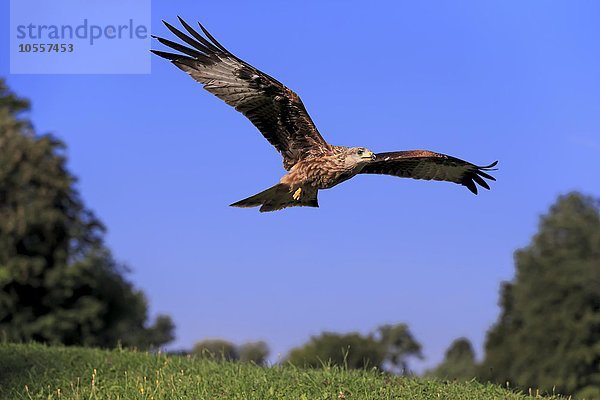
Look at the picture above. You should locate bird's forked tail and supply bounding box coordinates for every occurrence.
[230,183,318,212]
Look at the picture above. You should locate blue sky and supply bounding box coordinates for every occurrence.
[2,1,599,370]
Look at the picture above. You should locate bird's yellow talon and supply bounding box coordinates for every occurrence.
[293,188,302,201]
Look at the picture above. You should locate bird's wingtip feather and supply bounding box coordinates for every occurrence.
[177,16,190,27]
[480,160,499,170]
[464,179,478,194]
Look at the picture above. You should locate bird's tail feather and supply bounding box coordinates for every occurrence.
[230,183,318,212]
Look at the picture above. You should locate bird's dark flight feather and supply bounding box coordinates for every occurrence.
[360,150,497,194]
[152,18,330,170]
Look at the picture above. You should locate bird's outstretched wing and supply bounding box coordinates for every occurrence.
[151,18,331,170]
[360,150,497,194]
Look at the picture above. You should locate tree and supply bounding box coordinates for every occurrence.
[189,339,269,364]
[376,323,423,375]
[0,79,174,349]
[481,193,600,398]
[427,338,477,381]
[144,315,176,349]
[286,332,384,369]
[192,339,239,361]
[239,341,270,365]
[285,323,423,372]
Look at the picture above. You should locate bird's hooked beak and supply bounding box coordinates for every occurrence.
[361,151,376,160]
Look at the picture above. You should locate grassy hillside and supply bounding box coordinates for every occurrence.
[0,344,563,400]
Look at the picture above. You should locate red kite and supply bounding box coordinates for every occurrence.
[152,18,497,212]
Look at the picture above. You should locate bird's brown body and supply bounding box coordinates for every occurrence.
[281,146,368,190]
[152,18,498,212]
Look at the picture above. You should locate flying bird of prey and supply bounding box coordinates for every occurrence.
[152,18,497,212]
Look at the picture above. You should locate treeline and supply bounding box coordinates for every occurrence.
[431,192,600,400]
[186,322,423,374]
[173,189,600,400]
[0,80,174,349]
[1,80,598,399]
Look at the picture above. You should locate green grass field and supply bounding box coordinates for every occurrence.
[0,343,563,399]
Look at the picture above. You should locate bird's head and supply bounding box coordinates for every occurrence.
[346,147,376,164]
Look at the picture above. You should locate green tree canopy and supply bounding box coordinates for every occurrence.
[0,79,174,349]
[482,192,600,399]
[427,337,478,381]
[376,323,423,375]
[285,323,422,372]
[192,339,239,361]
[286,332,384,369]
[239,341,270,365]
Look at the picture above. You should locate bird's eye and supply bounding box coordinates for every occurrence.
[357,150,363,156]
